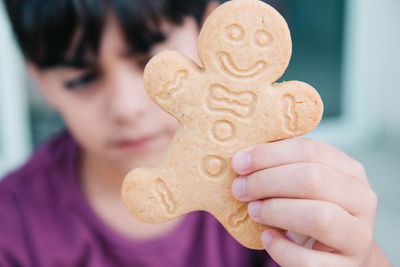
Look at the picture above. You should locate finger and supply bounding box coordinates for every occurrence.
[231,138,367,181]
[286,231,315,248]
[287,231,336,252]
[232,162,376,218]
[248,198,372,255]
[261,229,350,267]
[313,240,337,252]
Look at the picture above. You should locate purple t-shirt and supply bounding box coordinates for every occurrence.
[0,131,278,267]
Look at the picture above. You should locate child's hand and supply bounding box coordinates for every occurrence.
[231,138,387,267]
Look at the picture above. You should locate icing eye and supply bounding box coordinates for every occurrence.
[254,30,273,47]
[226,24,245,41]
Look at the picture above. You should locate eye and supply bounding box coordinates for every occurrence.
[254,30,273,48]
[64,71,98,90]
[226,24,245,41]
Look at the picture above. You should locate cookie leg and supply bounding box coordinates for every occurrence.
[122,167,178,223]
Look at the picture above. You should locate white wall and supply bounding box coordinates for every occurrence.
[307,0,400,150]
[0,1,31,177]
[342,1,400,264]
[367,0,400,141]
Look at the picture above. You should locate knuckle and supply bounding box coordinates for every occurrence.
[311,207,335,235]
[365,228,374,247]
[301,164,324,195]
[362,225,374,245]
[366,189,378,211]
[357,224,374,251]
[353,160,367,178]
[298,138,320,161]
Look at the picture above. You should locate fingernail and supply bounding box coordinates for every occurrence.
[232,177,247,199]
[232,150,252,172]
[248,201,261,222]
[261,230,273,247]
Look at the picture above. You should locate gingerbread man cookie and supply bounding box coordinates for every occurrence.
[122,0,323,249]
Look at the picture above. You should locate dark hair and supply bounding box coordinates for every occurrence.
[4,0,211,69]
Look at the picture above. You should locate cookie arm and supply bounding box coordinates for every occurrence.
[272,81,324,138]
[144,50,202,122]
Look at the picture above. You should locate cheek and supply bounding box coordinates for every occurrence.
[59,99,106,151]
[33,72,108,152]
[152,104,179,133]
[165,115,179,134]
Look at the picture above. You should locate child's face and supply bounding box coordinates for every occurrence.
[28,14,200,174]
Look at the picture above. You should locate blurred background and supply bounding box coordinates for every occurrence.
[1,0,399,264]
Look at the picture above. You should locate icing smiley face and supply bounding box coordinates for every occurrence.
[217,25,271,78]
[198,0,292,82]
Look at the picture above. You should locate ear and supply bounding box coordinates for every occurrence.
[201,1,220,25]
[26,63,58,111]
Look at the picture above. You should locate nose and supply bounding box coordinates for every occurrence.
[106,66,149,125]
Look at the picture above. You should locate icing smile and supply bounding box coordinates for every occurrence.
[218,52,267,78]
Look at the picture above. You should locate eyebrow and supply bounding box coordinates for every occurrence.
[39,57,98,71]
[57,58,97,69]
[42,48,139,71]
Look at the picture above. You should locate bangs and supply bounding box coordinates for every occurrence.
[5,0,209,69]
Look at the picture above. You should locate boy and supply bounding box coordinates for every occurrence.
[1,0,391,266]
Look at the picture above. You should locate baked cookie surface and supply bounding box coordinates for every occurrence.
[122,0,323,249]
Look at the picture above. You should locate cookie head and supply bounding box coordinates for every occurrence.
[198,0,292,83]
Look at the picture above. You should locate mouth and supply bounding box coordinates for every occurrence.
[218,52,267,78]
[112,134,162,151]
